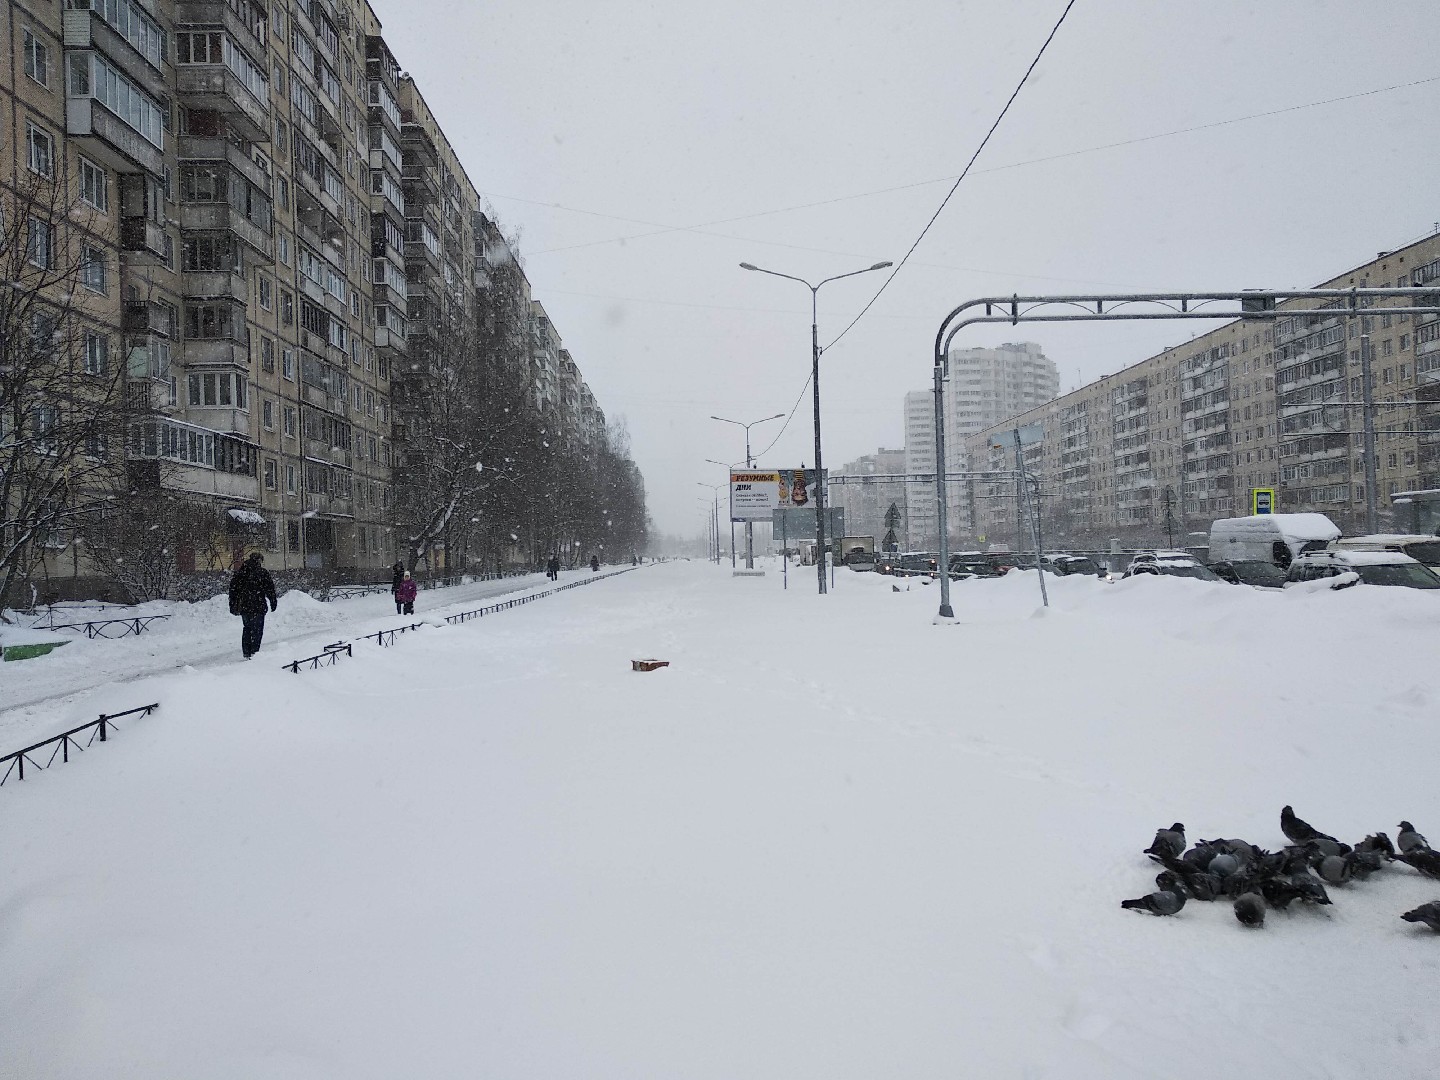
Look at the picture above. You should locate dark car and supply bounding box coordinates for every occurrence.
[1122,559,1223,582]
[893,553,938,578]
[948,555,1004,580]
[1209,560,1288,589]
[1044,555,1103,577]
[845,551,877,571]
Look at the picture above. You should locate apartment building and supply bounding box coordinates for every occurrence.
[954,233,1440,549]
[9,0,610,591]
[902,390,937,548]
[827,448,905,546]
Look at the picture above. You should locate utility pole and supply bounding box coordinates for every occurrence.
[1360,332,1379,534]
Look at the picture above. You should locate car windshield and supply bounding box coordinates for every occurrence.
[1399,540,1440,567]
[1229,561,1287,587]
[1062,558,1098,574]
[1353,563,1440,589]
[1155,563,1221,581]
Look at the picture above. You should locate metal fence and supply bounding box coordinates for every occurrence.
[47,614,173,639]
[0,703,160,787]
[283,642,353,673]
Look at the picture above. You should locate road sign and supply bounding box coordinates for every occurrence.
[1252,487,1276,515]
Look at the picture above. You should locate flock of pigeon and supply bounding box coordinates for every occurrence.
[1121,806,1440,931]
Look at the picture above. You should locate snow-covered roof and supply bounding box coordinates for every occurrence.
[1211,513,1340,540]
[1304,549,1420,566]
[226,508,267,526]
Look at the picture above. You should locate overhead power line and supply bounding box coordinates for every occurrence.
[822,0,1078,352]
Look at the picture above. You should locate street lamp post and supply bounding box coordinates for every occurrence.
[697,481,725,564]
[710,414,784,569]
[739,260,892,594]
[704,460,740,568]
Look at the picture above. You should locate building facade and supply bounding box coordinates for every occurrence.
[8,0,611,594]
[955,234,1440,550]
[827,447,905,547]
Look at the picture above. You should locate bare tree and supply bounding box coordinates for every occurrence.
[0,172,135,614]
[76,493,232,603]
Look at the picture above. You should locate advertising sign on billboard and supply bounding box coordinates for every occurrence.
[730,468,824,522]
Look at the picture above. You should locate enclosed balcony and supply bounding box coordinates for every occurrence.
[179,162,274,262]
[174,30,270,142]
[65,52,165,175]
[62,2,166,100]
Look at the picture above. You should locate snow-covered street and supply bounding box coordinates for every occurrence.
[2,561,1437,1079]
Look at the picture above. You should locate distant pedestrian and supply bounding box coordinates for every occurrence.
[590,554,600,572]
[228,552,277,659]
[546,554,560,581]
[396,571,418,615]
[390,560,405,601]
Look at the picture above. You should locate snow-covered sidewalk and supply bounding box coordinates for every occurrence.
[0,567,616,742]
[1,560,1437,1078]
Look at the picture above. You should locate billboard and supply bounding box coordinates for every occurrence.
[730,468,824,522]
[771,507,844,542]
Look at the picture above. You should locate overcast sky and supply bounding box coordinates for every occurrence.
[371,0,1440,539]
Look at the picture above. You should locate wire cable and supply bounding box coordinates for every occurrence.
[751,371,815,464]
[823,0,1079,352]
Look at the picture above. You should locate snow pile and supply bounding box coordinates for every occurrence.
[1,560,1437,1078]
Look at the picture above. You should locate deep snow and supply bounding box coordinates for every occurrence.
[1,561,1437,1079]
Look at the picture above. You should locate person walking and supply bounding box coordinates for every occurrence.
[390,560,405,608]
[396,570,418,616]
[228,552,278,659]
[590,554,600,572]
[546,554,560,581]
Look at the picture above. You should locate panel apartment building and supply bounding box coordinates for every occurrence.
[902,343,1058,547]
[7,0,605,583]
[957,233,1440,550]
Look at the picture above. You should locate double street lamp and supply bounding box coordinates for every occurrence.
[739,260,892,594]
[697,481,725,564]
[710,413,784,569]
[703,459,740,567]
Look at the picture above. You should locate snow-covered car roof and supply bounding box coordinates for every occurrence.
[1295,549,1422,566]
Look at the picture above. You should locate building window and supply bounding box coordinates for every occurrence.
[79,158,108,211]
[26,123,53,176]
[26,217,52,268]
[282,405,296,437]
[280,290,294,325]
[23,28,49,86]
[257,272,273,310]
[282,347,295,380]
[188,371,248,409]
[182,233,239,272]
[261,337,275,373]
[84,333,108,375]
[262,399,275,429]
[285,467,298,497]
[80,247,108,293]
[264,458,277,489]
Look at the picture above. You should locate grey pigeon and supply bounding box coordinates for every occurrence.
[1345,848,1386,880]
[1260,877,1303,910]
[1233,892,1266,928]
[1122,888,1186,916]
[1397,822,1428,855]
[1315,854,1351,886]
[1304,837,1349,860]
[1207,852,1241,879]
[1144,824,1186,861]
[1288,871,1333,906]
[1392,848,1440,881]
[1400,902,1440,932]
[1281,805,1337,846]
[1155,857,1222,901]
[1356,833,1395,857]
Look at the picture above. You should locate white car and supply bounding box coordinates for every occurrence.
[1284,549,1440,590]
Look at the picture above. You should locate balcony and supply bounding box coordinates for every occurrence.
[175,1,269,57]
[181,270,249,303]
[375,324,407,356]
[120,218,168,261]
[184,338,250,368]
[177,136,272,194]
[175,66,269,142]
[401,122,439,169]
[180,203,274,262]
[62,8,166,100]
[66,97,163,176]
[305,437,352,469]
[304,492,354,519]
[182,406,249,436]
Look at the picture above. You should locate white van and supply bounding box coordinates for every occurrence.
[1208,513,1340,569]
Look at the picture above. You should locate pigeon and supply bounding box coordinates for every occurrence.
[1207,852,1241,879]
[1315,854,1351,887]
[1392,848,1440,881]
[1345,847,1386,880]
[1281,806,1338,846]
[1155,857,1222,901]
[1260,877,1304,910]
[1144,824,1186,861]
[1355,833,1395,858]
[1122,888,1186,916]
[1304,837,1350,860]
[1400,902,1440,932]
[1288,871,1333,906]
[1234,892,1266,928]
[1397,822,1429,855]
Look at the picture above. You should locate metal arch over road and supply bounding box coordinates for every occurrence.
[929,287,1440,619]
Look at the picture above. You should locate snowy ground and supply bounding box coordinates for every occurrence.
[1,560,1437,1079]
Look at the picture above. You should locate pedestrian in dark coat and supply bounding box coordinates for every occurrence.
[396,571,418,615]
[228,552,278,659]
[390,561,405,599]
[546,555,560,581]
[590,555,600,572]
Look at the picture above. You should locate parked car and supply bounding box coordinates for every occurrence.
[844,551,877,571]
[947,554,1004,580]
[1284,550,1440,590]
[1043,554,1103,577]
[893,552,938,578]
[1208,560,1288,589]
[1123,556,1222,582]
[1329,534,1440,573]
